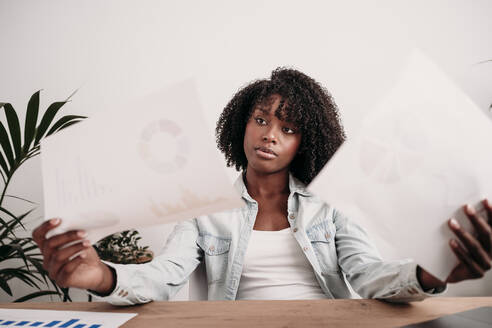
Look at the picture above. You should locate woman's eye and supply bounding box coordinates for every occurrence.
[283,127,296,134]
[255,117,266,125]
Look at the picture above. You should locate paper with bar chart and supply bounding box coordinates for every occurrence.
[0,309,136,328]
[41,80,243,243]
[309,50,492,281]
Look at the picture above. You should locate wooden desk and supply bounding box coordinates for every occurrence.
[1,297,491,327]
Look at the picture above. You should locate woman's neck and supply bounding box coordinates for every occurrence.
[244,167,290,199]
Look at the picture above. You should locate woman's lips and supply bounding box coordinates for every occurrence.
[254,146,277,159]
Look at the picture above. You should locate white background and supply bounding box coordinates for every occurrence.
[1,0,491,301]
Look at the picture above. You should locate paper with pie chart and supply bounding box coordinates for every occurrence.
[309,50,492,281]
[41,80,243,244]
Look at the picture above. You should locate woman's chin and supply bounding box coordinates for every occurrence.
[247,162,288,176]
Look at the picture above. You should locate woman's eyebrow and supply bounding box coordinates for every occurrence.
[254,107,271,115]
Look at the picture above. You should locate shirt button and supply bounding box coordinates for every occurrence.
[293,228,298,233]
[289,214,295,220]
[325,233,330,239]
[303,246,308,252]
[209,245,215,252]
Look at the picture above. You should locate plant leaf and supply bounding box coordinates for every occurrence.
[0,207,34,237]
[57,120,84,134]
[3,194,37,205]
[0,152,8,182]
[0,278,12,296]
[0,121,15,171]
[23,91,40,153]
[14,290,60,302]
[46,115,86,136]
[3,103,23,160]
[33,101,67,145]
[0,268,41,289]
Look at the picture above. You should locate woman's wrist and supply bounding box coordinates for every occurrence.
[90,263,117,296]
[416,265,446,291]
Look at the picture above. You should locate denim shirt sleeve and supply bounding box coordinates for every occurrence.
[88,218,203,305]
[333,209,447,303]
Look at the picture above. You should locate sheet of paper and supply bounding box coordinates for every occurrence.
[309,50,492,281]
[0,309,136,328]
[41,80,243,243]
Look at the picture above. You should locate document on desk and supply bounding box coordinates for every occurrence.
[41,80,243,244]
[309,49,492,281]
[0,309,136,328]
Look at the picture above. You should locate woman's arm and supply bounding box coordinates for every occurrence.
[87,218,204,305]
[32,217,203,305]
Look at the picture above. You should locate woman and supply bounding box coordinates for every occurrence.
[32,68,492,304]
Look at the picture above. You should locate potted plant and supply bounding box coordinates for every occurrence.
[0,91,86,302]
[94,229,154,264]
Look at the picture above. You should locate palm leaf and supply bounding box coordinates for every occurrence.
[3,103,22,160]
[53,119,84,134]
[0,121,15,171]
[23,91,40,153]
[46,115,86,136]
[0,278,12,296]
[3,194,37,204]
[25,256,47,283]
[0,244,13,259]
[0,207,32,231]
[33,101,67,145]
[0,208,34,241]
[0,215,9,233]
[14,290,60,302]
[0,153,8,183]
[0,268,41,289]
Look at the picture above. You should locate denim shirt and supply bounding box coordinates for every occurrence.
[93,173,443,305]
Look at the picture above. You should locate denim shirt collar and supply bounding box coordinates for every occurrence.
[233,171,312,204]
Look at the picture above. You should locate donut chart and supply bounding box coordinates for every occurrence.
[138,119,189,174]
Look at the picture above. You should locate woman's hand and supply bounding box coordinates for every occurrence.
[417,199,492,291]
[32,218,115,294]
[446,199,492,283]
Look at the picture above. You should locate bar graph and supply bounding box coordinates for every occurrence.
[0,318,102,327]
[0,310,136,328]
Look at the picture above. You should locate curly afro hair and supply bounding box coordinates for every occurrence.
[216,67,346,185]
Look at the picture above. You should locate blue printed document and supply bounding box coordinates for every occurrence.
[0,309,136,328]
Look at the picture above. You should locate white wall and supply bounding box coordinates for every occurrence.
[1,0,491,301]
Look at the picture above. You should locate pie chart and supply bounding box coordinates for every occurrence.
[138,119,189,174]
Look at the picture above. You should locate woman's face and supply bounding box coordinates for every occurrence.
[243,94,302,175]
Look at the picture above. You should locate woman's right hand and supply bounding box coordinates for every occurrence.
[32,218,115,295]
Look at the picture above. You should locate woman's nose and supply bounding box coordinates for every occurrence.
[262,127,278,144]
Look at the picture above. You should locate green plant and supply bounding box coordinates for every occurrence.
[0,91,86,302]
[95,229,154,264]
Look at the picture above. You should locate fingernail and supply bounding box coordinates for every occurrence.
[77,231,88,238]
[450,239,458,247]
[465,204,475,214]
[50,218,60,225]
[82,240,91,247]
[450,218,460,229]
[79,252,86,259]
[484,199,491,207]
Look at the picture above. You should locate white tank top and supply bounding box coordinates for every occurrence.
[236,227,328,300]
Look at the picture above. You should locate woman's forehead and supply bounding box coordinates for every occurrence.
[252,105,297,126]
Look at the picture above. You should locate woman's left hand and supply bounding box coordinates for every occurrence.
[446,199,492,283]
